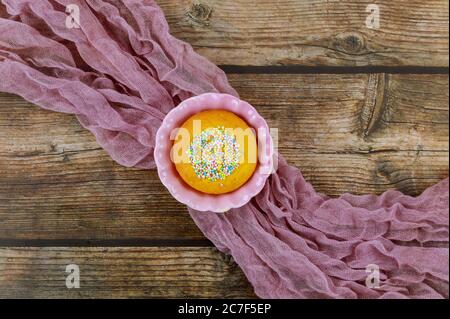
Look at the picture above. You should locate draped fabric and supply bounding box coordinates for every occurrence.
[0,0,448,298]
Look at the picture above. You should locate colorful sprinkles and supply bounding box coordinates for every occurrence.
[187,126,240,182]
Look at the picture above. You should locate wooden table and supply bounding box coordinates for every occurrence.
[0,0,448,298]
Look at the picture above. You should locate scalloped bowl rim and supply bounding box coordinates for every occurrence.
[154,93,273,213]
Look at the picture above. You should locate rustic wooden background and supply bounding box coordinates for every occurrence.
[0,0,448,298]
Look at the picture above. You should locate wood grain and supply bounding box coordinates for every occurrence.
[0,74,448,241]
[0,247,255,298]
[158,0,449,67]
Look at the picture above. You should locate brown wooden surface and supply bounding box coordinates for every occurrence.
[0,0,448,299]
[0,74,448,242]
[0,247,255,298]
[160,0,449,67]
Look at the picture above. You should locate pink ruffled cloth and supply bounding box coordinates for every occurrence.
[0,0,448,298]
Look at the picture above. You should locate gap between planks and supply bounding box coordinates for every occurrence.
[220,65,450,74]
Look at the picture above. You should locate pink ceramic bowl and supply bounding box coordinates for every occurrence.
[154,93,273,213]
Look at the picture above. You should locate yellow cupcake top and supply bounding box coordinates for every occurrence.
[172,110,258,194]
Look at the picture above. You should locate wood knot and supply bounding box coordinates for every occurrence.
[215,250,238,270]
[186,3,212,26]
[333,32,366,55]
[49,143,57,153]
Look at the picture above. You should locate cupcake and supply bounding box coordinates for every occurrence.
[172,110,258,194]
[155,93,273,212]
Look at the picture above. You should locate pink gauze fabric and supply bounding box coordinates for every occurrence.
[0,0,448,299]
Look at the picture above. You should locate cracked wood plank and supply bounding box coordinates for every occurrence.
[0,74,448,241]
[158,0,449,67]
[360,73,389,137]
[0,247,255,298]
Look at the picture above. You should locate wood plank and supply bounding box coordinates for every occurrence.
[237,73,449,195]
[0,247,255,298]
[0,74,448,241]
[158,0,449,67]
